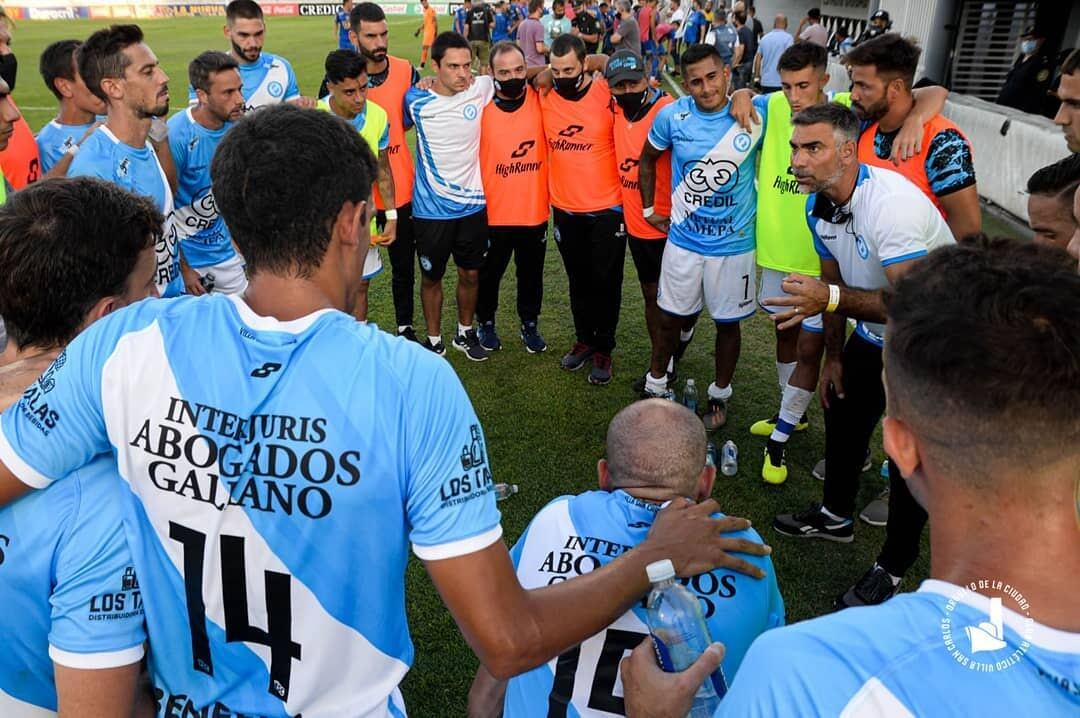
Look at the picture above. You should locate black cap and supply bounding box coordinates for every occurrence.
[604,50,646,84]
[1021,25,1040,39]
[870,9,889,22]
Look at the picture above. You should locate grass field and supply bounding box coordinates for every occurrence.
[10,16,1022,714]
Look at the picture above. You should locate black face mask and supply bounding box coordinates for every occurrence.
[613,88,648,116]
[553,73,583,98]
[494,76,527,98]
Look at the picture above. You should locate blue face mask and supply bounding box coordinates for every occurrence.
[1021,40,1037,55]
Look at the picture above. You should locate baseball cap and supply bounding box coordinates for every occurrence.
[605,50,646,85]
[870,9,889,22]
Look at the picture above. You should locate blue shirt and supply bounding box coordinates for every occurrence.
[454,6,469,34]
[35,119,97,174]
[493,11,511,42]
[335,10,351,49]
[167,108,237,269]
[682,10,705,44]
[188,52,301,113]
[68,125,182,297]
[717,580,1080,716]
[870,126,977,199]
[0,454,146,714]
[709,23,738,64]
[757,29,793,87]
[504,490,784,717]
[0,294,503,717]
[647,94,769,256]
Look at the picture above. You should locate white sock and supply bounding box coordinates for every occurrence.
[707,382,732,401]
[428,335,442,346]
[821,505,848,522]
[874,563,902,586]
[770,385,814,442]
[645,372,668,394]
[357,319,367,325]
[776,361,796,393]
[458,323,471,336]
[398,325,411,333]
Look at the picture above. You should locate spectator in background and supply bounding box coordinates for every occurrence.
[334,0,354,49]
[466,0,495,75]
[667,0,684,60]
[731,9,755,89]
[831,24,852,56]
[571,0,601,53]
[681,0,706,47]
[611,0,641,55]
[1027,154,1080,251]
[638,0,658,77]
[1055,48,1080,152]
[542,0,573,51]
[509,0,527,39]
[454,0,471,36]
[796,7,827,48]
[747,2,763,41]
[708,7,738,66]
[996,26,1054,115]
[755,13,792,92]
[599,2,617,52]
[518,0,547,65]
[854,8,890,46]
[492,0,511,43]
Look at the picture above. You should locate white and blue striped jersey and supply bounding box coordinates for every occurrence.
[68,125,181,298]
[35,119,97,175]
[716,579,1080,717]
[405,76,493,220]
[0,454,145,716]
[188,52,300,113]
[0,294,504,717]
[647,94,769,257]
[167,108,237,270]
[504,490,784,717]
[808,164,954,347]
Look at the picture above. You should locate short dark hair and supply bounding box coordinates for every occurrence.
[211,105,378,278]
[528,0,544,12]
[350,1,386,30]
[777,40,827,74]
[432,31,471,65]
[552,0,565,6]
[489,40,525,68]
[226,0,263,22]
[807,7,820,19]
[188,50,239,94]
[1064,48,1080,76]
[844,32,920,87]
[792,102,859,143]
[39,39,81,101]
[1027,154,1080,207]
[550,33,586,62]
[324,48,368,84]
[0,177,161,350]
[78,24,143,103]
[884,237,1080,476]
[680,42,723,72]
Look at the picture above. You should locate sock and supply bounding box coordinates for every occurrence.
[874,563,903,586]
[428,335,441,346]
[458,323,471,336]
[770,385,814,443]
[680,328,695,342]
[357,319,367,325]
[776,361,796,393]
[821,505,849,523]
[398,325,411,333]
[666,356,675,373]
[707,382,732,401]
[645,372,668,394]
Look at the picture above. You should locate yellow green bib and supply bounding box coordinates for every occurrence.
[317,97,389,236]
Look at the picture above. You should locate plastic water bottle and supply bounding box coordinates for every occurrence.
[720,440,738,477]
[705,441,717,468]
[494,483,518,501]
[644,559,727,717]
[682,378,699,413]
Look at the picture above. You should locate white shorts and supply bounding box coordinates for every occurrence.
[657,243,757,322]
[362,246,383,281]
[758,267,823,332]
[194,253,248,295]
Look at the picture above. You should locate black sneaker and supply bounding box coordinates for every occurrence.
[520,321,547,353]
[560,342,594,371]
[452,329,490,362]
[397,326,421,344]
[773,503,854,543]
[422,337,446,356]
[835,564,900,610]
[478,321,502,351]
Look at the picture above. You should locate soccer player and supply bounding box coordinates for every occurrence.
[477,41,549,354]
[1027,154,1080,251]
[469,399,784,716]
[414,0,439,68]
[624,237,1080,718]
[407,32,491,360]
[318,48,397,322]
[334,0,354,49]
[35,40,106,176]
[1054,49,1080,152]
[351,2,422,343]
[70,24,186,299]
[0,104,767,717]
[541,34,624,385]
[0,177,159,717]
[767,104,953,610]
[638,43,769,426]
[169,51,247,296]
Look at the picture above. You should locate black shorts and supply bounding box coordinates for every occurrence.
[628,234,666,285]
[414,209,488,280]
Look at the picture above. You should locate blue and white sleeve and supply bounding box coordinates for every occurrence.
[284,61,302,102]
[647,105,673,151]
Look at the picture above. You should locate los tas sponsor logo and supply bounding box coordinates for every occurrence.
[88,566,143,620]
[19,350,66,434]
[438,424,494,508]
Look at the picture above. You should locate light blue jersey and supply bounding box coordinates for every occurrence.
[35,119,97,174]
[647,94,769,257]
[188,52,301,113]
[167,108,237,270]
[0,454,145,715]
[717,579,1080,717]
[68,125,182,298]
[504,490,784,717]
[0,294,503,717]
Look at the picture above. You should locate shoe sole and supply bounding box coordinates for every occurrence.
[521,336,547,354]
[772,525,854,543]
[587,375,612,386]
[451,342,489,362]
[561,357,592,371]
[858,511,888,528]
[812,459,874,481]
[480,342,502,352]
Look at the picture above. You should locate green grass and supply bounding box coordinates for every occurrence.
[10,17,1021,714]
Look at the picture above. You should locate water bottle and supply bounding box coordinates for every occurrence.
[682,378,699,413]
[705,441,717,468]
[720,440,738,477]
[644,559,727,717]
[494,483,518,501]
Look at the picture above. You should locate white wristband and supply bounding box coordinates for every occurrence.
[65,143,80,157]
[384,209,398,221]
[826,283,841,313]
[642,206,655,218]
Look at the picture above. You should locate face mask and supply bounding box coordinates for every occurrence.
[1021,40,1037,55]
[613,87,648,115]
[494,76,527,98]
[553,73,584,97]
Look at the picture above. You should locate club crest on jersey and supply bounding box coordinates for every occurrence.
[267,80,284,98]
[117,157,130,177]
[732,132,752,152]
[463,103,479,121]
[855,235,869,260]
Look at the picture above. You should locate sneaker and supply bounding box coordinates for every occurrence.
[477,321,502,351]
[588,353,613,385]
[773,503,854,543]
[761,440,788,485]
[397,326,421,344]
[560,342,594,371]
[520,321,547,353]
[451,329,489,362]
[858,487,890,527]
[422,338,446,356]
[835,564,900,609]
[631,369,677,393]
[749,412,810,437]
[638,373,674,400]
[812,451,873,481]
[702,396,727,431]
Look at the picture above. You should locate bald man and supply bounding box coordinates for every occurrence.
[468,400,784,717]
[756,13,792,93]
